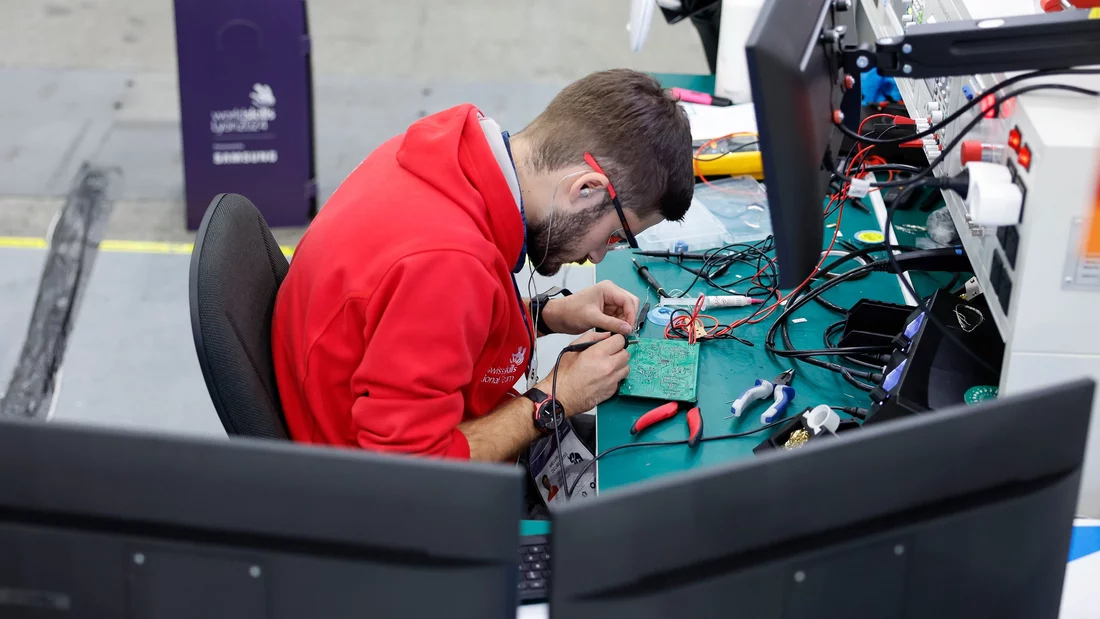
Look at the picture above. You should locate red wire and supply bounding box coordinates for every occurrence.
[858,113,903,135]
[665,189,850,342]
[671,113,889,342]
[712,196,848,336]
[666,294,713,344]
[665,202,847,342]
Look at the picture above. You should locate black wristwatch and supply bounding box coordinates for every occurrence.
[523,387,565,435]
[530,287,572,335]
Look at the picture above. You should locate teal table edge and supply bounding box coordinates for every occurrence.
[520,519,551,537]
[651,72,716,94]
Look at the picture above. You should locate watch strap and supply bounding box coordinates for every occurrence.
[521,387,548,405]
[532,287,572,335]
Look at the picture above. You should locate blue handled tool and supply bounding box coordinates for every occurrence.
[725,369,796,424]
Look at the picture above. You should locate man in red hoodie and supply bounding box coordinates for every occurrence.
[272,69,693,462]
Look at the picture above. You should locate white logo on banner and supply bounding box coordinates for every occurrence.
[210,84,279,165]
[250,83,276,108]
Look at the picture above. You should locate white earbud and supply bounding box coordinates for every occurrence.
[580,188,592,198]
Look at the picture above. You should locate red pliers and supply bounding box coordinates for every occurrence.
[629,402,704,448]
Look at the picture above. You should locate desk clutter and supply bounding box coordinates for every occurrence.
[590,208,1005,494]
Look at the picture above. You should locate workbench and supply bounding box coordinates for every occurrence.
[515,72,1100,619]
[594,197,940,493]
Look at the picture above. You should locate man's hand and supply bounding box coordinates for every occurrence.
[538,331,630,414]
[540,281,641,336]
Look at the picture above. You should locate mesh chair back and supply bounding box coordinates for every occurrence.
[189,193,291,439]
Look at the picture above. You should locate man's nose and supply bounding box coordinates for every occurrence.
[587,247,609,264]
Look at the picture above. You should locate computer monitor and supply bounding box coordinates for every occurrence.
[745,0,844,287]
[0,419,524,618]
[550,378,1093,618]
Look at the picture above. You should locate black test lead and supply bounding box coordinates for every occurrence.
[632,258,667,297]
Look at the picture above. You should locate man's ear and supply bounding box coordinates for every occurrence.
[567,171,609,207]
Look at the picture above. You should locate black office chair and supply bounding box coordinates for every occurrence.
[189,193,291,439]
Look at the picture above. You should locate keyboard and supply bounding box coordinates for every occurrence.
[517,534,551,603]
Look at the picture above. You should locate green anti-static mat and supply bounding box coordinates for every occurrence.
[617,338,700,403]
[596,185,956,494]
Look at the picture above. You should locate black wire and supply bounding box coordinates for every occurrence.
[841,372,876,391]
[693,139,760,162]
[773,344,894,358]
[766,262,885,380]
[824,319,845,348]
[835,68,1100,146]
[882,182,998,375]
[811,290,848,314]
[550,349,571,499]
[827,125,911,219]
[657,242,780,343]
[777,306,881,383]
[860,163,923,175]
[842,123,908,164]
[811,244,922,311]
[834,82,1100,188]
[668,238,777,298]
[944,272,963,293]
[825,315,887,371]
[565,415,793,497]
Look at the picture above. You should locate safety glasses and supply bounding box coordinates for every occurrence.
[584,152,638,249]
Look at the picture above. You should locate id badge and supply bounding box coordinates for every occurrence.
[528,418,596,508]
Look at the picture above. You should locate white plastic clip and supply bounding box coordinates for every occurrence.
[804,405,841,436]
[848,178,872,199]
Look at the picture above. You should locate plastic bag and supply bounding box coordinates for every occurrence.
[691,176,773,244]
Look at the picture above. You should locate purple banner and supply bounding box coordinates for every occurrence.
[175,0,316,229]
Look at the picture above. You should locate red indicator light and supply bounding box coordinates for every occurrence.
[981,94,997,118]
[1018,145,1032,170]
[1008,127,1022,151]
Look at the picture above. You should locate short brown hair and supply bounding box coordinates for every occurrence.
[520,69,693,222]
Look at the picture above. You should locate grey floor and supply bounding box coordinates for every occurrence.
[1,0,706,435]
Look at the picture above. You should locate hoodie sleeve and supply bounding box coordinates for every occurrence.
[345,250,500,459]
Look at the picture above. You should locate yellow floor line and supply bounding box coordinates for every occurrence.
[0,237,599,267]
[0,237,48,249]
[0,236,600,266]
[0,236,295,257]
[98,240,196,255]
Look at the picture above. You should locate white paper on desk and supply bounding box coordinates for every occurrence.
[680,102,757,141]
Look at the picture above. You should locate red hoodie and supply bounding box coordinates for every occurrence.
[271,104,533,459]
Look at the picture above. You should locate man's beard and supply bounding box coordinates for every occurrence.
[526,207,602,276]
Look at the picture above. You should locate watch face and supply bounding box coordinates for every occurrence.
[535,400,565,433]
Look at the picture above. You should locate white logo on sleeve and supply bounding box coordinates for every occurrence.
[482,346,528,385]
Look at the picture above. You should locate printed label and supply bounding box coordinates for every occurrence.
[529,419,596,507]
[209,84,279,164]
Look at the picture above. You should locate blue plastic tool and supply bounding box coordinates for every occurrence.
[726,368,796,424]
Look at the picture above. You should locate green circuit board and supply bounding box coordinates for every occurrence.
[618,339,700,403]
